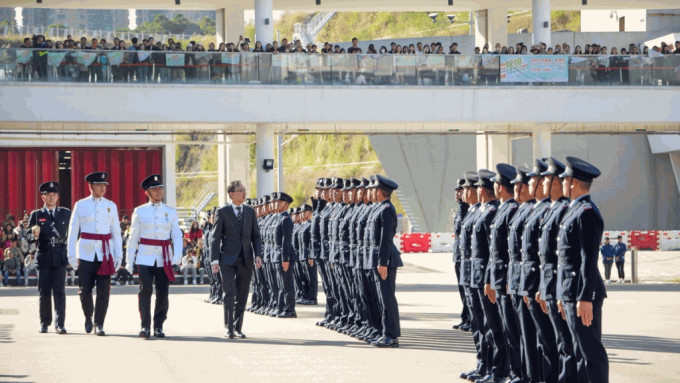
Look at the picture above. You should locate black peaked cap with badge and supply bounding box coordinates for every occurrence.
[376,175,398,192]
[331,177,344,189]
[540,157,566,177]
[511,166,532,184]
[302,204,313,212]
[463,171,479,187]
[527,159,548,177]
[342,178,353,190]
[454,178,465,191]
[358,177,369,189]
[316,178,325,188]
[491,163,517,187]
[474,169,496,190]
[350,178,361,188]
[276,192,294,204]
[141,174,163,190]
[85,171,109,185]
[322,178,333,188]
[39,181,60,194]
[559,156,601,182]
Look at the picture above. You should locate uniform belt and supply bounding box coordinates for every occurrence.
[80,232,115,276]
[140,237,175,282]
[49,238,67,245]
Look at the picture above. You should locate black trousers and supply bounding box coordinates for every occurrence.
[454,261,470,323]
[293,260,304,299]
[220,262,252,332]
[564,300,609,383]
[266,262,280,310]
[547,299,582,383]
[304,261,318,301]
[515,295,539,383]
[603,263,613,280]
[615,262,625,280]
[37,265,66,328]
[527,296,559,383]
[317,259,334,321]
[78,259,111,326]
[138,265,169,329]
[351,267,368,327]
[476,287,509,378]
[466,286,490,375]
[497,292,522,380]
[333,264,351,325]
[276,262,296,314]
[363,269,382,333]
[376,268,400,339]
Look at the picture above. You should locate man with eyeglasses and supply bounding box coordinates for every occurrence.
[211,180,263,339]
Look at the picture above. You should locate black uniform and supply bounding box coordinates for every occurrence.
[452,201,470,328]
[29,206,71,331]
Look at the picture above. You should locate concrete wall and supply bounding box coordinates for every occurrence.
[373,133,680,232]
[368,134,476,233]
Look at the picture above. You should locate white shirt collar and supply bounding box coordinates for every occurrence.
[569,194,590,208]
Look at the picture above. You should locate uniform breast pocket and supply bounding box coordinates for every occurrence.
[558,266,577,301]
[471,258,485,286]
[491,258,507,288]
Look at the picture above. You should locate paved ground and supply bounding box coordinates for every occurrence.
[1,252,679,383]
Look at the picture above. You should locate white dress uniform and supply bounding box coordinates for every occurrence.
[126,201,183,271]
[67,196,123,268]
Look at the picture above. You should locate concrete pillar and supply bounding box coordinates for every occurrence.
[487,8,508,49]
[256,124,275,198]
[532,0,551,48]
[216,7,245,45]
[532,126,551,159]
[163,144,177,207]
[477,133,511,169]
[474,8,508,50]
[217,132,251,205]
[254,0,274,45]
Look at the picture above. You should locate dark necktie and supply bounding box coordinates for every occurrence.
[49,210,54,220]
[236,206,243,222]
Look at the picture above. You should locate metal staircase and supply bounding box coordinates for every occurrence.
[293,11,336,46]
[176,187,216,228]
[394,189,424,233]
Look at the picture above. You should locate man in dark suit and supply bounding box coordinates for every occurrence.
[28,181,71,334]
[210,180,263,339]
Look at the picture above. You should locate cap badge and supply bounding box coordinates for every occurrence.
[101,174,105,179]
[50,182,54,187]
[154,176,158,181]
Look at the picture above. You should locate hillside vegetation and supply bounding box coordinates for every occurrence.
[176,134,403,214]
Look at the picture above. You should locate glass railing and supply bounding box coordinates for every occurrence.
[1,48,678,87]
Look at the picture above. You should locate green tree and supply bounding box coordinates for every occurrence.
[199,16,216,35]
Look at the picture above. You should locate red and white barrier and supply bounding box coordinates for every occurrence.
[400,233,432,253]
[430,232,455,253]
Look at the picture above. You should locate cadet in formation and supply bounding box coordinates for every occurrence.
[29,181,71,334]
[125,174,183,338]
[457,157,609,383]
[67,172,123,336]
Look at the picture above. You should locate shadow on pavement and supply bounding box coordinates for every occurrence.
[399,328,476,353]
[604,283,680,292]
[603,333,680,354]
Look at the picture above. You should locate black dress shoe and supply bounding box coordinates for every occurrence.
[372,336,399,348]
[460,324,472,332]
[139,328,150,338]
[154,328,165,338]
[465,373,483,382]
[39,325,48,333]
[56,326,67,334]
[315,320,327,327]
[85,318,93,334]
[453,321,465,330]
[95,325,106,336]
[277,312,297,318]
[225,330,235,339]
[473,375,493,383]
[234,331,246,339]
[460,369,477,379]
[487,376,508,383]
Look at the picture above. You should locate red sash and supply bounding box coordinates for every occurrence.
[80,232,115,276]
[139,238,175,282]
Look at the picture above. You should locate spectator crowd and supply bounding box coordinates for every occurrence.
[8,33,680,83]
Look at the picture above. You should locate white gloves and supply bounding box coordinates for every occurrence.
[126,263,134,275]
[69,258,78,271]
[114,258,122,270]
